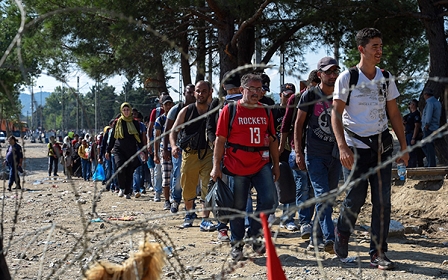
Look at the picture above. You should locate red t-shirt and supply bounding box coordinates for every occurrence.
[216,100,275,176]
[149,107,164,123]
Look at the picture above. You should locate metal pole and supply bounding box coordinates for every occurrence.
[95,81,98,134]
[31,85,34,131]
[77,76,79,133]
[39,86,43,130]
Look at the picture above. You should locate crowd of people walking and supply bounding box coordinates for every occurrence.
[14,27,443,271]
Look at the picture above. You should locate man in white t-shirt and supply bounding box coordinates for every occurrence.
[331,28,408,270]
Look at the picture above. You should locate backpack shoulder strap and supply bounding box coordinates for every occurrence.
[381,69,390,92]
[347,66,359,106]
[227,101,237,135]
[184,103,195,123]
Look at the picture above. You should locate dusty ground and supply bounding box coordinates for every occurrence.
[1,141,448,279]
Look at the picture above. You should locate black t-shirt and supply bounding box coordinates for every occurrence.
[404,110,421,135]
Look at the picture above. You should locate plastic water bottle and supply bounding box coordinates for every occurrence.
[397,162,406,181]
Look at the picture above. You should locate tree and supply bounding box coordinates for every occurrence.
[417,0,448,164]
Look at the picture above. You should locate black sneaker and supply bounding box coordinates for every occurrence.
[370,252,395,270]
[252,240,266,255]
[231,245,243,261]
[334,227,349,258]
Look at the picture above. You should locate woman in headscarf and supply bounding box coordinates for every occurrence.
[105,103,146,199]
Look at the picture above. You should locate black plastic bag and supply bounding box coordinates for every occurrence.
[275,161,296,204]
[205,178,234,222]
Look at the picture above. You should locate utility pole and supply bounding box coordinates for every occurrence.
[95,80,98,134]
[31,85,34,131]
[39,86,43,130]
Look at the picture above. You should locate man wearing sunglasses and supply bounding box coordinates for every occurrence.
[211,73,279,261]
[293,57,342,253]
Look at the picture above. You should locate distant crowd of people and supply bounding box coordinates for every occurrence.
[8,27,443,270]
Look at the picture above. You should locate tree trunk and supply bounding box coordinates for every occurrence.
[180,19,192,87]
[218,16,238,96]
[237,26,255,66]
[195,19,206,82]
[418,0,448,164]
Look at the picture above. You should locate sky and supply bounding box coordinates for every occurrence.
[28,49,329,102]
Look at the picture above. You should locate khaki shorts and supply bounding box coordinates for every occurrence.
[180,149,213,201]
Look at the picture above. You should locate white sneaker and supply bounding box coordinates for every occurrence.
[280,221,299,231]
[154,192,161,202]
[300,223,312,239]
[118,189,124,197]
[268,214,276,225]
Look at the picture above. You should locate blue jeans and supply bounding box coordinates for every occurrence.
[8,164,20,188]
[283,169,312,225]
[153,162,162,194]
[422,129,436,167]
[306,153,341,242]
[81,158,91,181]
[228,164,277,243]
[338,148,393,254]
[142,163,151,187]
[170,152,182,203]
[133,165,144,193]
[103,157,112,187]
[405,133,418,168]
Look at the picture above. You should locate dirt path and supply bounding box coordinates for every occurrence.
[1,141,448,279]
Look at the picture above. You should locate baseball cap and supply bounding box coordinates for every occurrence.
[222,71,241,90]
[262,85,270,92]
[261,73,270,92]
[161,95,173,104]
[280,83,296,95]
[423,88,434,96]
[317,57,339,71]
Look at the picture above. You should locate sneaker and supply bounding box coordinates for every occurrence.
[217,229,230,242]
[370,252,395,270]
[170,201,179,213]
[200,219,217,232]
[324,240,335,254]
[334,227,349,259]
[54,174,59,176]
[300,223,312,239]
[180,214,194,228]
[125,194,131,199]
[252,239,266,255]
[268,214,276,225]
[280,221,298,231]
[7,187,11,192]
[231,245,244,261]
[154,192,161,202]
[163,200,171,210]
[141,188,146,194]
[118,189,124,197]
[135,192,141,198]
[306,241,324,252]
